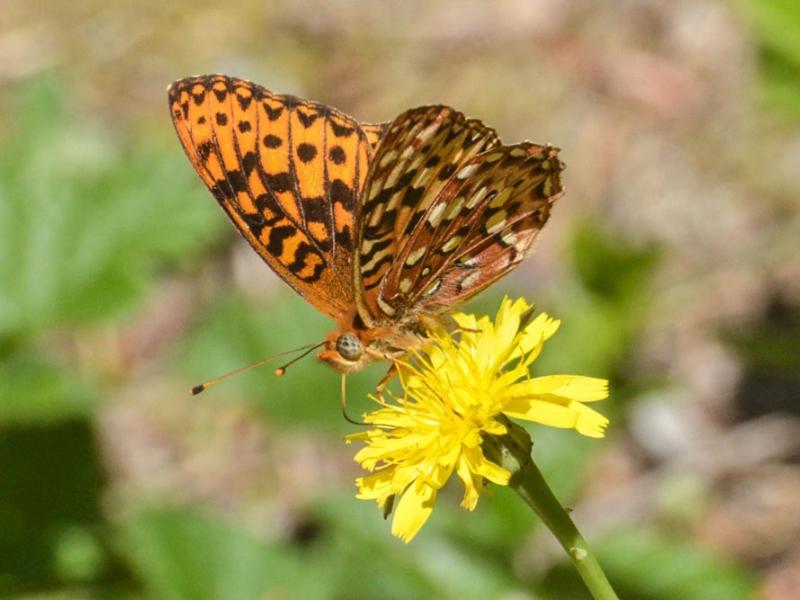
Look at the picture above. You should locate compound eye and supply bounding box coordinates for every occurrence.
[335,333,363,361]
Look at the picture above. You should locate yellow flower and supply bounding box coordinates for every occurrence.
[347,297,609,542]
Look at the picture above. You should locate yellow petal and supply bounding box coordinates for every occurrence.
[355,468,396,503]
[463,446,510,486]
[482,418,507,436]
[492,297,525,359]
[503,398,608,438]
[455,456,482,511]
[515,313,560,358]
[574,407,609,438]
[391,480,437,543]
[510,375,609,402]
[452,312,479,333]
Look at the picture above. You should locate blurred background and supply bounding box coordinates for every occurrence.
[1,0,799,598]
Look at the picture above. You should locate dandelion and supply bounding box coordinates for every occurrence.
[347,297,609,542]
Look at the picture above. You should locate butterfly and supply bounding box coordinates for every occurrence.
[168,74,563,383]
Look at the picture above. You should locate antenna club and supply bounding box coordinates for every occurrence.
[275,367,286,376]
[189,340,323,395]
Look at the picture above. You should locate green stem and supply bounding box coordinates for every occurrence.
[512,458,618,600]
[487,420,619,600]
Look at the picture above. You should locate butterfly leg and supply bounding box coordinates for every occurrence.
[375,363,397,402]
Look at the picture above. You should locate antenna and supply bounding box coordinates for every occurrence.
[274,342,326,376]
[190,341,324,395]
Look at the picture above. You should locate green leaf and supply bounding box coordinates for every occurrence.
[0,419,118,594]
[598,528,757,600]
[0,76,224,337]
[736,0,800,120]
[0,350,93,426]
[539,526,757,600]
[738,0,800,65]
[571,223,660,306]
[120,508,327,600]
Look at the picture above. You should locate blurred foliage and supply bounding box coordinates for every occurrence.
[541,527,757,600]
[0,78,221,337]
[173,294,386,432]
[0,77,224,425]
[727,300,800,419]
[738,0,800,121]
[5,0,799,595]
[0,419,135,595]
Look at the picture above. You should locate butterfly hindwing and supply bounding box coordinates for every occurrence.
[379,143,564,315]
[362,122,390,154]
[168,75,384,320]
[356,105,501,322]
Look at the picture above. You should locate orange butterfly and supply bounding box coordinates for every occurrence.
[168,75,563,388]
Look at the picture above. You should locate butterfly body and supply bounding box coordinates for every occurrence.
[168,75,563,374]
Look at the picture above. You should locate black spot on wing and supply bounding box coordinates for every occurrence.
[288,242,324,282]
[211,174,239,201]
[198,141,213,162]
[401,186,424,208]
[329,145,346,164]
[266,225,295,257]
[336,225,353,250]
[264,104,284,121]
[361,238,393,261]
[425,155,440,168]
[297,110,318,127]
[242,151,258,176]
[263,134,282,148]
[303,196,327,223]
[330,179,355,211]
[361,253,394,282]
[226,170,248,194]
[297,143,317,163]
[438,164,456,180]
[331,121,354,137]
[396,169,416,190]
[254,194,283,225]
[236,94,253,110]
[406,210,423,232]
[266,172,293,193]
[361,187,392,214]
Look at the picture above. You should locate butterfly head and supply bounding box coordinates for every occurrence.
[318,331,374,373]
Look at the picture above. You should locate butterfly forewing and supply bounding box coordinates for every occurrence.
[356,105,501,322]
[168,75,384,321]
[379,143,564,315]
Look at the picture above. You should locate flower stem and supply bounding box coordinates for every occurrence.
[487,421,619,600]
[512,458,618,599]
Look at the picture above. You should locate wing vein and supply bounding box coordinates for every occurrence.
[321,104,336,260]
[286,101,307,231]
